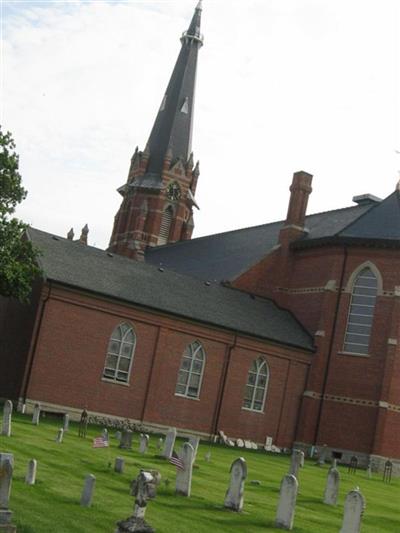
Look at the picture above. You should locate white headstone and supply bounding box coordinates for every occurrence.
[114,457,125,474]
[251,442,258,450]
[236,439,244,448]
[102,428,109,442]
[25,459,37,485]
[63,414,69,432]
[323,467,340,505]
[275,474,298,530]
[139,434,149,454]
[162,427,177,459]
[175,443,195,497]
[244,440,252,449]
[32,403,41,425]
[265,436,273,451]
[55,428,64,443]
[80,474,96,507]
[340,488,366,533]
[1,400,13,437]
[289,450,305,478]
[188,435,200,460]
[224,457,247,512]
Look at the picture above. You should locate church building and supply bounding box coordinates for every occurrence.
[1,2,399,474]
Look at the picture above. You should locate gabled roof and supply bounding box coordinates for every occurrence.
[145,203,373,281]
[28,228,314,352]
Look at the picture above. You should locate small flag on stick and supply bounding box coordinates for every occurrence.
[93,435,109,448]
[169,450,184,470]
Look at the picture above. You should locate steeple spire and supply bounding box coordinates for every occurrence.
[139,2,203,182]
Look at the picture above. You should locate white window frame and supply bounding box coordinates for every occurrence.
[343,267,378,356]
[175,341,205,400]
[242,357,269,413]
[103,323,136,384]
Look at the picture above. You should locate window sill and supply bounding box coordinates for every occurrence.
[174,393,200,401]
[241,407,265,414]
[338,351,370,358]
[101,377,130,387]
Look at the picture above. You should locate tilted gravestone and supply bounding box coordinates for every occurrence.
[25,459,37,486]
[0,454,16,532]
[175,443,195,497]
[340,488,366,533]
[162,428,177,459]
[119,430,133,450]
[323,467,339,505]
[275,474,298,530]
[224,457,247,512]
[1,401,13,438]
[139,434,150,454]
[289,450,304,478]
[115,458,125,474]
[32,403,41,425]
[115,470,161,533]
[63,414,69,432]
[80,474,96,507]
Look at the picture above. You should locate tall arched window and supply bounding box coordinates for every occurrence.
[243,358,269,412]
[344,267,377,355]
[158,205,173,245]
[175,341,205,399]
[103,323,136,383]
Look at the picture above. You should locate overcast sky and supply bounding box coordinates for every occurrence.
[2,0,400,248]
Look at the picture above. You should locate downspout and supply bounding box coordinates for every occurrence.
[140,325,162,423]
[210,333,237,441]
[313,246,348,445]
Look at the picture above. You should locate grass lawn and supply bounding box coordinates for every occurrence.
[0,410,399,532]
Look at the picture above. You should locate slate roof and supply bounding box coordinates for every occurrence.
[27,227,314,352]
[145,203,373,282]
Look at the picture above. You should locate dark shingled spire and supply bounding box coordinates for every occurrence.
[143,1,203,180]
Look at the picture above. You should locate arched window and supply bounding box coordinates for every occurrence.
[344,267,378,355]
[158,205,173,245]
[175,341,205,399]
[103,323,136,383]
[243,358,269,412]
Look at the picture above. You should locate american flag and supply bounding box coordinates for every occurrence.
[169,450,184,470]
[92,436,109,448]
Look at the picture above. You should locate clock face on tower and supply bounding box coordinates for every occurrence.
[166,182,181,201]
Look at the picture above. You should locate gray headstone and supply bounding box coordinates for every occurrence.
[0,455,15,529]
[317,444,328,466]
[224,457,247,512]
[175,443,195,497]
[115,431,122,441]
[32,403,41,425]
[162,427,176,459]
[1,400,13,437]
[188,435,200,460]
[289,450,305,478]
[114,457,125,474]
[63,414,69,432]
[102,428,109,442]
[119,429,133,450]
[55,428,64,443]
[340,488,366,533]
[366,461,372,479]
[323,467,339,505]
[139,434,149,454]
[80,474,96,507]
[275,474,298,530]
[25,459,37,485]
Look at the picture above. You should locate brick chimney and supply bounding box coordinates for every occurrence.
[279,171,313,247]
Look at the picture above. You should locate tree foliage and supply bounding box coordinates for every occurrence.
[0,127,41,301]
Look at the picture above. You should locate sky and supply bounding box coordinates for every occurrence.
[2,0,400,249]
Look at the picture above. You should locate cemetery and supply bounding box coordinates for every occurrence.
[0,405,399,532]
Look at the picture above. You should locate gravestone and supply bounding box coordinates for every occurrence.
[204,451,211,462]
[188,435,200,460]
[340,488,366,533]
[78,409,88,438]
[156,437,163,451]
[236,439,244,448]
[115,470,161,533]
[383,460,393,483]
[32,403,41,425]
[115,457,125,474]
[139,434,149,454]
[244,440,252,450]
[1,401,12,438]
[175,443,195,497]
[102,428,109,442]
[162,428,176,459]
[63,414,69,432]
[55,428,64,444]
[332,458,338,469]
[0,454,16,532]
[119,430,133,450]
[265,436,273,451]
[348,456,358,474]
[25,459,37,486]
[275,474,298,530]
[366,460,372,479]
[323,467,339,505]
[317,444,328,466]
[80,474,96,507]
[289,450,304,478]
[224,457,247,512]
[115,431,122,442]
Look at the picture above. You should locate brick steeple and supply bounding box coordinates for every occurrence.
[109,2,203,260]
